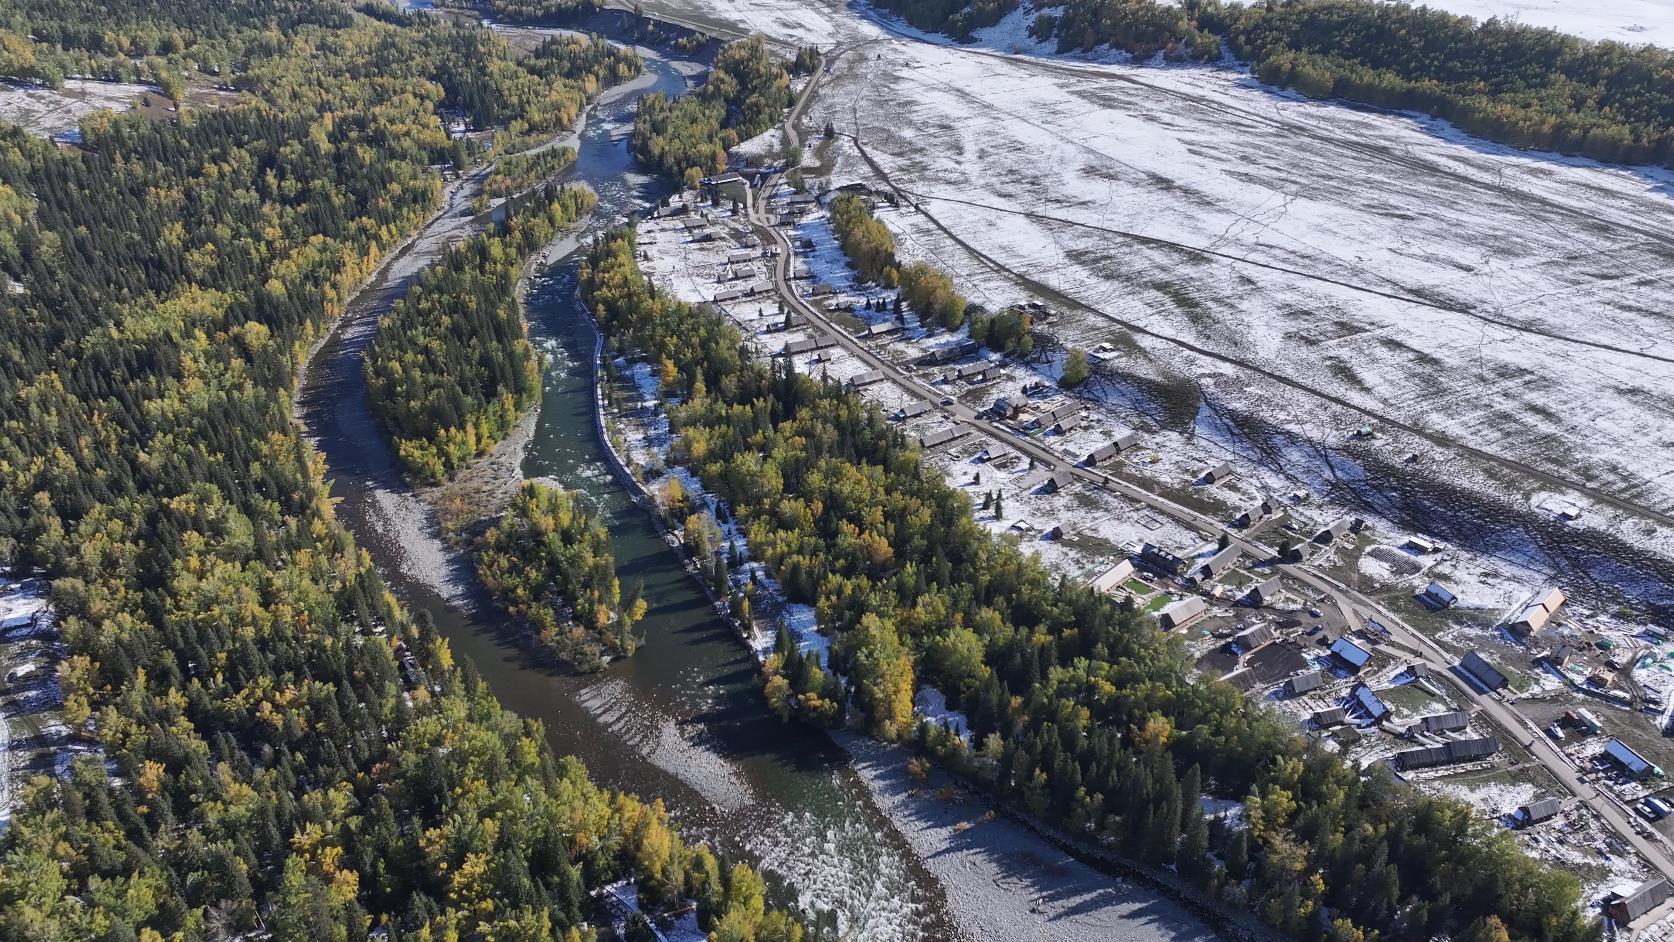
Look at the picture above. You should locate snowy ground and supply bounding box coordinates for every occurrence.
[644,0,1674,626]
[0,79,156,140]
[1365,0,1674,49]
[0,576,72,829]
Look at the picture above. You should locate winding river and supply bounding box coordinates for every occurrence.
[297,41,958,941]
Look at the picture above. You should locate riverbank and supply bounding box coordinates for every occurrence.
[595,219,1246,942]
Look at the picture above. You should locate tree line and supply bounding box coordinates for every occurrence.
[879,0,1674,167]
[0,2,811,938]
[366,183,596,484]
[631,36,792,186]
[479,482,645,670]
[579,226,1597,942]
[828,191,977,334]
[484,145,578,199]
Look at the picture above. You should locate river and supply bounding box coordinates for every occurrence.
[297,42,958,941]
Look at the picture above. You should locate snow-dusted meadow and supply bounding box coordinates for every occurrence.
[0,78,155,140]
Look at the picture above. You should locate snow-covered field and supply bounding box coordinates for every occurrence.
[647,0,1674,617]
[0,79,154,140]
[1367,0,1674,49]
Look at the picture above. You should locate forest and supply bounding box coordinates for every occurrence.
[365,184,596,484]
[0,2,809,938]
[580,226,1598,942]
[878,0,1674,167]
[478,482,643,670]
[484,145,578,199]
[434,0,596,22]
[631,36,792,185]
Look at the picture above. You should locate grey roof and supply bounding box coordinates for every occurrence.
[1086,441,1121,465]
[1199,546,1242,579]
[1247,576,1283,603]
[846,369,885,388]
[1460,650,1509,691]
[917,427,970,449]
[1043,401,1080,424]
[1519,797,1564,822]
[1222,667,1257,691]
[1204,461,1234,482]
[1113,430,1142,451]
[1053,413,1084,433]
[1417,711,1470,734]
[1158,597,1207,629]
[1286,671,1325,696]
[1393,736,1500,771]
[1613,879,1672,922]
[780,335,836,356]
[897,401,932,419]
[1233,624,1274,651]
[1314,518,1352,543]
[1311,707,1347,727]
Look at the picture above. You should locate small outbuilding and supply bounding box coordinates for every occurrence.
[1416,581,1458,610]
[1286,671,1325,697]
[1158,597,1208,631]
[1459,651,1509,692]
[1608,879,1672,925]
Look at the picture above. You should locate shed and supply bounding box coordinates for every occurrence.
[1605,739,1660,780]
[1406,535,1441,554]
[1140,543,1186,576]
[845,369,885,389]
[1052,414,1084,435]
[1158,597,1208,631]
[1459,651,1509,692]
[1197,546,1242,582]
[1417,581,1458,609]
[1393,736,1499,771]
[1245,576,1283,606]
[1232,624,1274,652]
[1286,671,1325,697]
[1201,461,1234,485]
[917,427,970,450]
[1311,707,1347,727]
[1518,797,1564,825]
[1609,879,1672,924]
[1221,667,1257,691]
[1331,637,1372,672]
[1314,518,1353,544]
[896,401,932,420]
[1091,559,1136,594]
[1415,711,1470,735]
[1349,683,1389,721]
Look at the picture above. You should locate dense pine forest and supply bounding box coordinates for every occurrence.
[631,36,793,185]
[880,0,1674,167]
[0,2,810,938]
[581,226,1598,942]
[365,184,596,484]
[478,482,643,670]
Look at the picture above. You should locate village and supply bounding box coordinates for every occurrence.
[616,162,1674,931]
